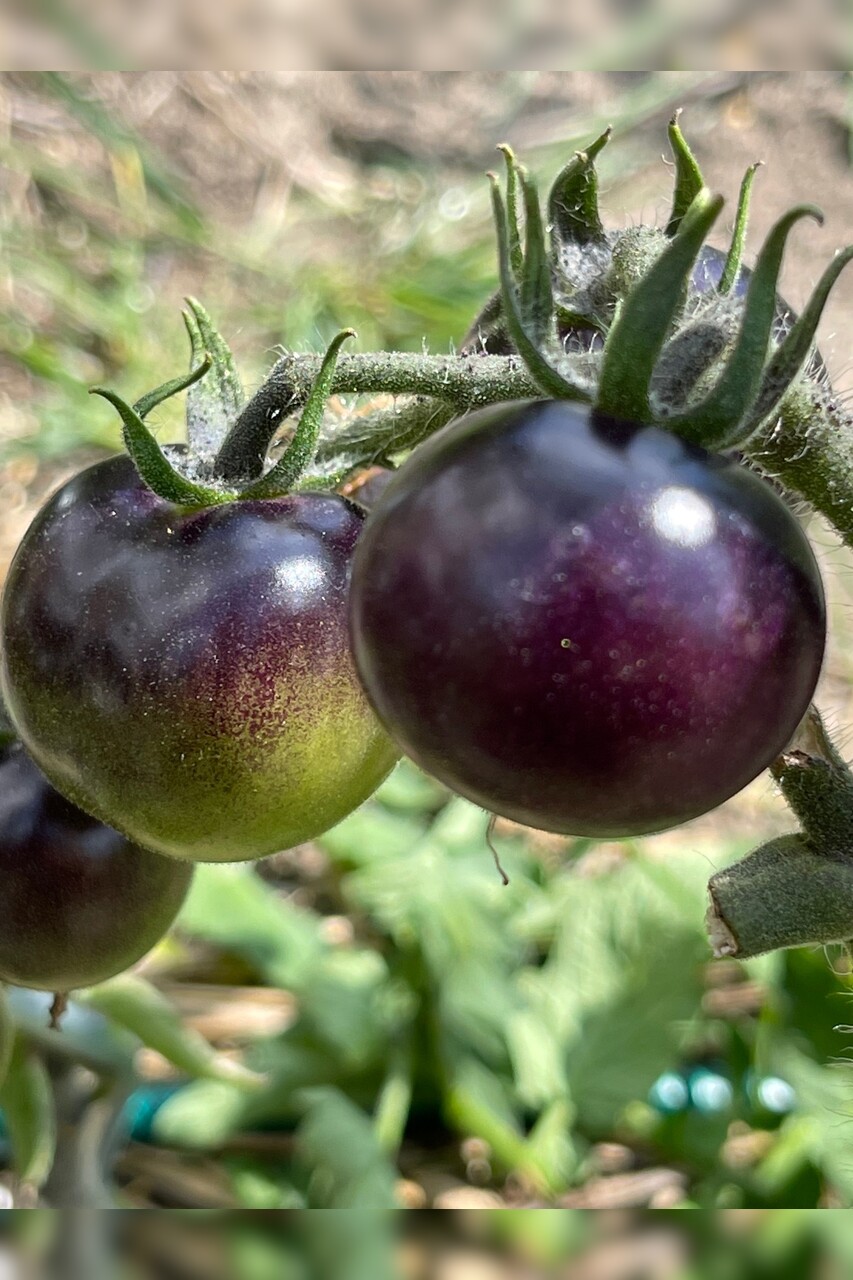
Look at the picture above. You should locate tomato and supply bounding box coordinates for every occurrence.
[1,456,399,863]
[349,400,825,838]
[0,742,192,992]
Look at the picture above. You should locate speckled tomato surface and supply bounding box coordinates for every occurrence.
[1,456,398,862]
[0,742,192,991]
[349,400,826,837]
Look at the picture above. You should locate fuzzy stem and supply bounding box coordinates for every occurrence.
[707,835,853,958]
[228,346,853,556]
[314,398,457,473]
[707,708,853,958]
[749,385,853,547]
[770,706,853,850]
[215,352,540,481]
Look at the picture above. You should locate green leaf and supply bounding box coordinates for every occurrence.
[184,297,245,458]
[294,1203,400,1280]
[372,1041,413,1155]
[152,1040,342,1149]
[769,1045,853,1201]
[547,125,611,247]
[299,950,391,1066]
[150,1078,251,1150]
[91,386,234,507]
[490,174,592,403]
[524,1098,581,1190]
[665,110,706,236]
[0,1037,56,1188]
[321,804,428,867]
[132,355,212,421]
[506,1006,568,1108]
[597,189,724,421]
[666,205,822,448]
[446,1058,558,1192]
[178,864,326,990]
[530,854,710,1133]
[719,161,762,296]
[240,330,356,499]
[296,1088,398,1208]
[80,974,265,1092]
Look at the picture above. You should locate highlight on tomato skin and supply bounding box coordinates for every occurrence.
[0,742,193,993]
[349,399,826,839]
[0,456,400,864]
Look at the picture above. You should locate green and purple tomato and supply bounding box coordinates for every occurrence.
[349,400,826,838]
[0,742,192,991]
[1,456,399,862]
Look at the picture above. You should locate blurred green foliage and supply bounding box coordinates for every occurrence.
[144,765,853,1211]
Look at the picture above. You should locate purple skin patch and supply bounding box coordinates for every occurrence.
[0,743,191,991]
[1,457,398,862]
[350,400,826,837]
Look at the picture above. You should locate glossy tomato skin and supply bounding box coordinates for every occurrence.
[1,457,398,862]
[349,401,825,838]
[0,743,192,991]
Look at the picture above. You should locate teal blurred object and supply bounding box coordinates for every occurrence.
[649,1064,796,1118]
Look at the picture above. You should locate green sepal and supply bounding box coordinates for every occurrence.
[665,111,706,237]
[132,354,212,421]
[497,144,524,280]
[91,386,235,507]
[745,243,853,433]
[240,330,356,500]
[490,175,591,403]
[183,297,245,458]
[719,162,761,296]
[519,166,554,346]
[547,125,611,247]
[665,205,822,449]
[597,189,724,421]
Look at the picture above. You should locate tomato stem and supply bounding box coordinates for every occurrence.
[239,330,356,499]
[708,709,853,958]
[215,352,541,485]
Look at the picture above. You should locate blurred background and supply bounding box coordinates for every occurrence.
[1,0,849,74]
[4,71,853,1236]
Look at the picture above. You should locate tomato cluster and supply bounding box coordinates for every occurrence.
[0,119,834,993]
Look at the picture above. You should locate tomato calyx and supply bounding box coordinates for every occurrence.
[94,296,356,509]
[484,120,853,457]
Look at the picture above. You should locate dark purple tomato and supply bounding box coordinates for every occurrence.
[1,457,399,863]
[0,742,192,992]
[349,400,825,838]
